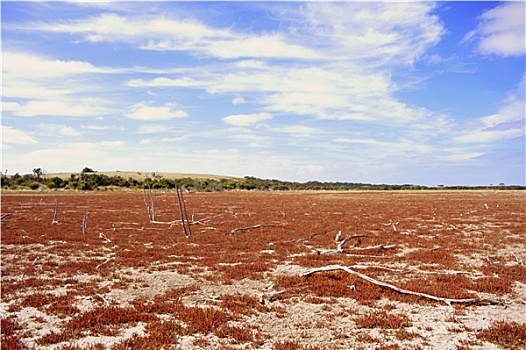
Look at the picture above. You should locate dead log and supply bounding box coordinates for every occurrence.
[301,265,503,306]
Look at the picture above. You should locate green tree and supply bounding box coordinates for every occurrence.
[82,167,95,173]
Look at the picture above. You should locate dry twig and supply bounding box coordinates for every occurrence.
[231,224,273,234]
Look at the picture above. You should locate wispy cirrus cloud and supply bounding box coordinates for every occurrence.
[465,2,525,57]
[28,13,319,60]
[1,126,38,145]
[125,102,188,121]
[454,76,525,143]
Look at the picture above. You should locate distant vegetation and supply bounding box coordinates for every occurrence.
[1,168,524,191]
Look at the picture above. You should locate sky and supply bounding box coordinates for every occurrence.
[1,1,525,186]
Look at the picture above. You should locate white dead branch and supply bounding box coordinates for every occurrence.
[82,211,89,235]
[335,231,342,242]
[301,265,503,306]
[51,198,63,225]
[511,252,524,265]
[231,224,273,234]
[99,232,111,243]
[95,293,110,306]
[143,187,156,221]
[96,257,115,269]
[383,221,400,231]
[337,235,369,252]
[345,244,396,252]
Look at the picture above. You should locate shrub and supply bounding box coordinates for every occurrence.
[27,182,40,190]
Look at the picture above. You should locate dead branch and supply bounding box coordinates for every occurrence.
[96,257,115,269]
[99,232,111,243]
[82,211,88,235]
[95,293,110,306]
[337,234,368,252]
[511,252,524,265]
[176,185,191,238]
[143,185,156,221]
[51,198,63,225]
[1,213,14,221]
[344,244,396,252]
[301,265,503,306]
[292,231,327,243]
[231,224,273,234]
[383,221,400,231]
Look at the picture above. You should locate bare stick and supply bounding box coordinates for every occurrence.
[82,211,89,235]
[99,232,111,243]
[96,257,114,269]
[383,221,400,231]
[175,185,191,238]
[302,265,503,306]
[511,252,524,265]
[95,293,110,306]
[345,244,396,251]
[337,234,368,252]
[51,198,62,225]
[231,224,273,234]
[1,213,14,221]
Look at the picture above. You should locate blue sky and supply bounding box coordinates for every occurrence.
[2,1,525,186]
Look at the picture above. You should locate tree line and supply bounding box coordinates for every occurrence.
[1,168,524,192]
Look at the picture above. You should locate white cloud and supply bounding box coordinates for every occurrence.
[273,125,319,138]
[232,96,245,105]
[81,124,121,131]
[454,128,524,144]
[466,2,525,57]
[35,124,82,137]
[454,76,525,143]
[137,125,170,134]
[222,112,272,127]
[206,35,321,59]
[2,126,38,145]
[127,77,202,88]
[59,127,81,137]
[7,100,100,117]
[31,13,318,60]
[125,102,188,121]
[2,51,112,79]
[297,2,443,65]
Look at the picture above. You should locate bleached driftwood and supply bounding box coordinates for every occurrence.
[231,224,273,234]
[302,265,503,306]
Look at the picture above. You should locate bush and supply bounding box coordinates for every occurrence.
[27,182,40,190]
